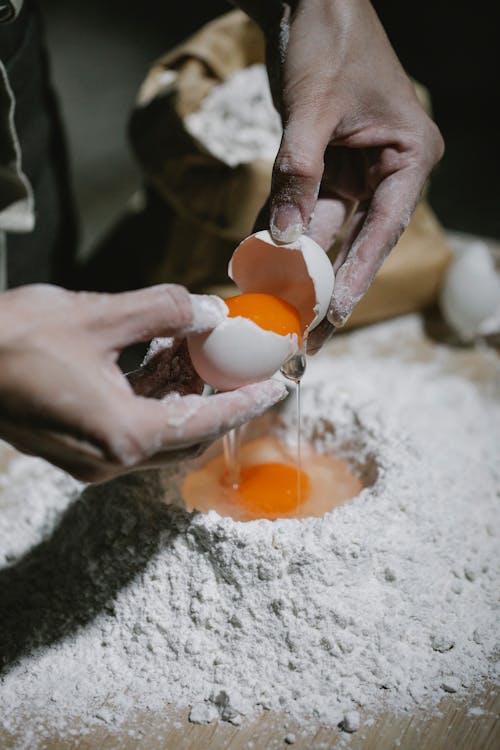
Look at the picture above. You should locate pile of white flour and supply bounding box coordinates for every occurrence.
[184,64,282,166]
[0,316,499,747]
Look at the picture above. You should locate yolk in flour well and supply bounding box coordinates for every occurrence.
[225,293,303,340]
[235,462,310,515]
[182,437,363,522]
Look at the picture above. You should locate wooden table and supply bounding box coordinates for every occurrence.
[1,692,499,749]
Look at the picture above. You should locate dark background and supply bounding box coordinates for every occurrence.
[43,0,500,259]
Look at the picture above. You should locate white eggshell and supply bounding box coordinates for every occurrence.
[440,242,500,341]
[228,230,334,331]
[187,316,298,391]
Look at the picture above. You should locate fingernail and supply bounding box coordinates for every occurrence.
[270,204,303,244]
[246,379,288,406]
[307,345,320,356]
[307,327,336,356]
[268,380,289,402]
[188,294,228,333]
[327,303,350,328]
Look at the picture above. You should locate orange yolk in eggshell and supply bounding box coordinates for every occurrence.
[225,293,303,342]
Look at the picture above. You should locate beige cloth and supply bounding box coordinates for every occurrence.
[129,10,451,328]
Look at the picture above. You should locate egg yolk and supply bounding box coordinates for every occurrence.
[225,293,302,341]
[232,462,310,516]
[182,437,364,522]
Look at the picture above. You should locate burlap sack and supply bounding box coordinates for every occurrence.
[129,10,451,329]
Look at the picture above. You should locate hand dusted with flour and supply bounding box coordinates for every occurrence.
[262,0,444,337]
[0,285,285,482]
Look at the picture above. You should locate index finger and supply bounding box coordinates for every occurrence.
[328,167,425,327]
[128,379,288,460]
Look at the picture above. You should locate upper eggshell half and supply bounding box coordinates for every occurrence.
[228,230,335,332]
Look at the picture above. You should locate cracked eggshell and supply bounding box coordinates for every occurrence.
[187,316,298,392]
[228,230,334,332]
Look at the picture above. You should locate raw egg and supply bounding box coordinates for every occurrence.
[182,437,363,522]
[226,292,303,342]
[186,292,300,392]
[187,232,335,390]
[236,462,310,516]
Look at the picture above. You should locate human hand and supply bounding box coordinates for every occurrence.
[0,284,287,482]
[256,0,444,350]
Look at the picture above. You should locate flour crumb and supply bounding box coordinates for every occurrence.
[441,678,461,693]
[189,702,218,724]
[467,706,486,717]
[431,634,455,653]
[384,566,397,582]
[94,709,114,725]
[464,565,477,582]
[340,710,361,733]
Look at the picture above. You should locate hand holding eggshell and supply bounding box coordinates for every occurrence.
[246,0,443,358]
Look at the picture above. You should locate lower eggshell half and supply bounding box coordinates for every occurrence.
[187,317,298,391]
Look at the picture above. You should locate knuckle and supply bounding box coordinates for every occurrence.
[100,427,147,468]
[379,148,410,174]
[273,152,322,184]
[405,118,445,165]
[159,284,193,328]
[16,283,72,306]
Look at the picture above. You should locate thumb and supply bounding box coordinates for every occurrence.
[270,116,330,243]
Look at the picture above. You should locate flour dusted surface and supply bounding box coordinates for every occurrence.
[0,316,499,747]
